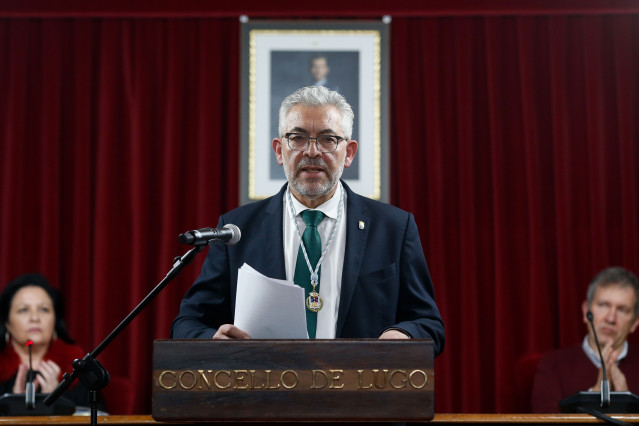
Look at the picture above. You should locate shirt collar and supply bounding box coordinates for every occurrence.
[287,181,342,220]
[581,335,628,368]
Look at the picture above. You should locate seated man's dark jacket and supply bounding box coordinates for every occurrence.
[531,343,639,412]
[171,181,444,356]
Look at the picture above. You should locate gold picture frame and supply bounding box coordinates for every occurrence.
[240,20,389,204]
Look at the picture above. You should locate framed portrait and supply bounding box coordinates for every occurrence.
[240,20,390,204]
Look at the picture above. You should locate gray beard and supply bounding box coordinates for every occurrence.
[284,157,343,200]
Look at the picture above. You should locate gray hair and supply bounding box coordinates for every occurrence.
[586,266,639,318]
[278,86,354,140]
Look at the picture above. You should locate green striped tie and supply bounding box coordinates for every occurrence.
[293,210,324,339]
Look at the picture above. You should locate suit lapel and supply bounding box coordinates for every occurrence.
[336,182,370,336]
[260,184,287,280]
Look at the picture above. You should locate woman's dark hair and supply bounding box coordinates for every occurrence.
[0,273,74,350]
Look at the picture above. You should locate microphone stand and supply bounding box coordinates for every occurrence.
[581,311,632,426]
[586,311,610,408]
[44,244,206,426]
[25,340,35,409]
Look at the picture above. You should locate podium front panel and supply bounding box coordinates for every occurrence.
[152,339,434,421]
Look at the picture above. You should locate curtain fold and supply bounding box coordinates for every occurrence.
[1,11,638,413]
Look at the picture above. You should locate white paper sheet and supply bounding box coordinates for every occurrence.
[234,263,308,339]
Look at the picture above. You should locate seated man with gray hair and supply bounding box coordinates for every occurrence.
[531,266,639,412]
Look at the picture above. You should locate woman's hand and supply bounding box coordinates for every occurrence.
[33,360,62,393]
[11,360,62,394]
[12,363,28,394]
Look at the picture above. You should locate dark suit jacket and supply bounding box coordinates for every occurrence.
[531,343,639,412]
[171,182,445,356]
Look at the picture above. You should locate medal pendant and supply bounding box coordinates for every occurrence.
[306,291,323,312]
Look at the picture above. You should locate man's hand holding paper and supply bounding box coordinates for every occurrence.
[212,264,308,340]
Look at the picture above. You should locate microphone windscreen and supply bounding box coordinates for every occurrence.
[223,224,241,245]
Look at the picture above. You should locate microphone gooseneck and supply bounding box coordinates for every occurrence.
[25,340,35,409]
[586,311,610,408]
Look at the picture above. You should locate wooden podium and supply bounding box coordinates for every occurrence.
[152,339,434,422]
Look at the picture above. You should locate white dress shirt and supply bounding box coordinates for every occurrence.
[282,182,347,338]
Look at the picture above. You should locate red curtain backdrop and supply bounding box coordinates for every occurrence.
[1,2,639,414]
[391,14,639,412]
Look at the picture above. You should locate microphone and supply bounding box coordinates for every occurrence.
[25,340,35,409]
[178,224,241,246]
[586,311,610,408]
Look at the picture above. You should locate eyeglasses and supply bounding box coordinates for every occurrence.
[284,132,346,153]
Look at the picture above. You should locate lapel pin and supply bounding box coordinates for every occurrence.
[358,221,365,230]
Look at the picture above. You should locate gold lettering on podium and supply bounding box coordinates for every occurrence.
[156,368,430,391]
[213,370,231,389]
[311,369,328,389]
[249,369,265,389]
[178,371,197,390]
[197,370,211,389]
[265,370,279,389]
[357,370,373,389]
[329,369,344,389]
[281,370,298,389]
[234,370,249,390]
[159,370,176,389]
[389,370,407,389]
[409,369,428,388]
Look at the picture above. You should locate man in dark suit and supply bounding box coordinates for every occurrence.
[171,86,444,356]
